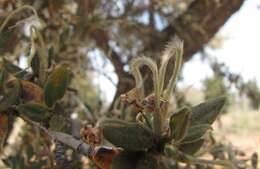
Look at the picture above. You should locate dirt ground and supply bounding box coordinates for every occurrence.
[214,109,260,156]
[184,88,260,162]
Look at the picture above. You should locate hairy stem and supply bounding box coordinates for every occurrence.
[158,39,183,128]
[163,39,184,100]
[131,57,162,136]
[130,57,145,98]
[158,42,177,95]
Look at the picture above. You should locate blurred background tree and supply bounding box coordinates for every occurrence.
[0,0,245,106]
[1,0,259,169]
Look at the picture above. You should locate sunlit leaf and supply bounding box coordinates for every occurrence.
[44,65,70,107]
[190,96,226,125]
[169,107,191,142]
[100,119,155,151]
[181,124,212,144]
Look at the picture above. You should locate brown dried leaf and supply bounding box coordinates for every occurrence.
[120,88,142,110]
[92,146,122,169]
[80,126,101,145]
[7,80,44,103]
[0,114,8,139]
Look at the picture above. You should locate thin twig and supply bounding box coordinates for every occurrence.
[73,95,95,123]
[193,158,237,169]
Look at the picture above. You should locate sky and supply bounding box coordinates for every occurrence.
[182,0,260,88]
[93,0,260,102]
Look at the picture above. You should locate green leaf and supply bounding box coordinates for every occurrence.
[178,139,205,155]
[136,154,158,169]
[0,79,21,112]
[3,59,27,78]
[190,97,226,126]
[111,151,139,169]
[44,66,70,107]
[181,124,212,144]
[17,102,49,122]
[169,107,191,142]
[100,119,155,151]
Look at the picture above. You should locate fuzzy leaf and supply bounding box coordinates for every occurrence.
[44,66,70,107]
[181,124,211,144]
[0,79,21,112]
[169,107,191,142]
[17,102,49,122]
[190,97,226,126]
[100,119,155,151]
[178,139,204,155]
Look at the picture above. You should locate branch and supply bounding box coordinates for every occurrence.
[91,0,245,104]
[90,28,135,108]
[160,0,244,60]
[21,116,94,157]
[140,0,245,96]
[48,131,93,157]
[90,28,125,78]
